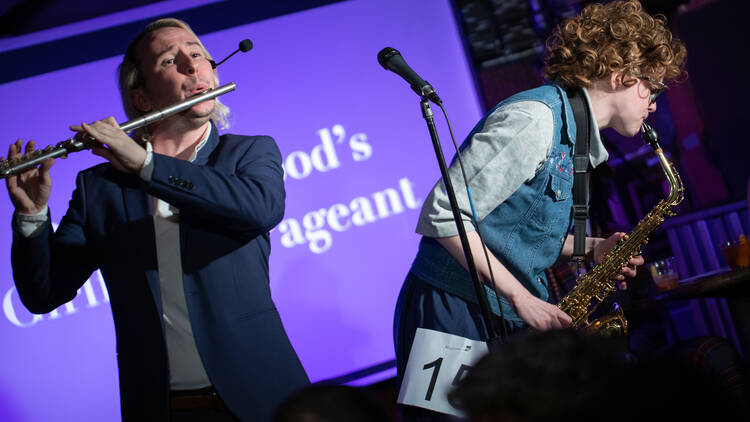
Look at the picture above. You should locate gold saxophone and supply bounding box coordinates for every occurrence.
[557,122,684,335]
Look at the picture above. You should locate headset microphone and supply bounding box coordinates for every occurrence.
[210,39,253,69]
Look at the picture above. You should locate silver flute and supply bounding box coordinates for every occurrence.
[0,82,236,179]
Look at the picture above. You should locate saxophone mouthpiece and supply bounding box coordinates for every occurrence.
[642,122,661,150]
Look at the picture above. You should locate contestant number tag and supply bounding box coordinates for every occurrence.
[397,328,489,416]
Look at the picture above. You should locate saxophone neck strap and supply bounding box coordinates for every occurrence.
[567,87,592,263]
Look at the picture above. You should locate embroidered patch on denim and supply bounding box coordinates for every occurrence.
[554,151,573,177]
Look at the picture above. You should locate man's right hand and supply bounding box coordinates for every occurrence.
[5,139,54,214]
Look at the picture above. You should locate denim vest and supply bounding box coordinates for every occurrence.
[410,83,577,324]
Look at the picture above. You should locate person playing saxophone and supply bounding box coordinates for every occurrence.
[394,1,686,419]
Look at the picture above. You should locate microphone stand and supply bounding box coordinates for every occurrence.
[419,96,499,348]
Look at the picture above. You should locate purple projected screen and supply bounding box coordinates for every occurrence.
[0,0,482,420]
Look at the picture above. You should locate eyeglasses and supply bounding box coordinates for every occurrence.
[638,75,667,104]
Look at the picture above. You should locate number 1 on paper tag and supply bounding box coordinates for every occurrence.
[397,328,489,416]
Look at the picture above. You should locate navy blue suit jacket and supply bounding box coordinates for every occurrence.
[12,126,309,421]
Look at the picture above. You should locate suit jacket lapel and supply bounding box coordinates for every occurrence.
[192,122,220,166]
[179,123,221,261]
[119,172,163,313]
[115,124,220,308]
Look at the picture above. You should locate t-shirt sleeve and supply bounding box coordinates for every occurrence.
[416,100,554,238]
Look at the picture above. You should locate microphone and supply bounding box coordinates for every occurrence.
[210,39,253,69]
[377,47,442,104]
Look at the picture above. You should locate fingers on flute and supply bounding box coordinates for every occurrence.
[10,139,22,158]
[79,122,100,144]
[82,121,109,139]
[25,139,36,153]
[8,139,31,159]
[72,116,115,129]
[40,157,55,172]
[71,123,92,141]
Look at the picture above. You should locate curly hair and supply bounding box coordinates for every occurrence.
[543,0,686,89]
[118,18,230,143]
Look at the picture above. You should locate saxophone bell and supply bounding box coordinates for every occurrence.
[582,307,629,336]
